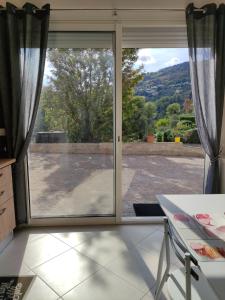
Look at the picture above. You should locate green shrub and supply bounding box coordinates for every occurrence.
[175,121,192,132]
[183,128,200,144]
[155,118,170,131]
[179,114,196,124]
[177,119,193,128]
[163,129,174,142]
[156,131,164,142]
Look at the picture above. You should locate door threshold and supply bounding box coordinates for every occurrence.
[121,216,164,224]
[27,216,116,227]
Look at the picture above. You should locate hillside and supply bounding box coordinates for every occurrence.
[135,61,192,101]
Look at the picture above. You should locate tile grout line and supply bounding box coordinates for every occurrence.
[60,267,105,298]
[31,248,106,297]
[136,228,164,248]
[30,247,72,271]
[103,263,154,295]
[61,266,145,299]
[49,232,97,248]
[34,274,62,298]
[12,227,164,299]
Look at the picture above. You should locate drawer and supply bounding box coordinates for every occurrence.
[0,165,12,184]
[0,198,16,241]
[0,166,13,206]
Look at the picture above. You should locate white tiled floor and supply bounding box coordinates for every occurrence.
[0,224,177,299]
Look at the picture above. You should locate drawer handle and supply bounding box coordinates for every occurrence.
[0,208,6,216]
[0,191,4,197]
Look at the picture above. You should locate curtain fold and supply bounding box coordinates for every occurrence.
[0,2,50,224]
[186,3,225,193]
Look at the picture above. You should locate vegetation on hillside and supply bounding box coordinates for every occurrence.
[135,62,191,101]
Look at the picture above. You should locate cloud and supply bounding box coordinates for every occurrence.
[165,57,180,67]
[137,49,156,65]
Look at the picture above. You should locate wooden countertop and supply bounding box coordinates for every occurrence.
[0,159,16,169]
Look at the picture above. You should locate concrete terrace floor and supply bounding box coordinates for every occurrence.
[28,153,204,217]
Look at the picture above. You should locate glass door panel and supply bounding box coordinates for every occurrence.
[122,48,203,217]
[28,32,115,218]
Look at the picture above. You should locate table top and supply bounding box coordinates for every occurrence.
[157,194,225,300]
[0,158,16,169]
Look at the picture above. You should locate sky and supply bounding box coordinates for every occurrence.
[135,48,189,72]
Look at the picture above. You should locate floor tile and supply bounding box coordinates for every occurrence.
[138,230,164,253]
[34,248,102,296]
[117,224,161,245]
[23,235,70,269]
[75,231,129,266]
[63,268,144,300]
[52,230,97,247]
[0,260,33,276]
[14,228,50,243]
[24,276,58,300]
[105,247,156,292]
[0,225,176,300]
[142,286,170,300]
[0,239,34,275]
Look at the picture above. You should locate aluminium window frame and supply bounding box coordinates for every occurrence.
[26,19,188,226]
[27,24,123,226]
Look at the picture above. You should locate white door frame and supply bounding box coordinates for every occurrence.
[28,23,123,226]
[27,20,166,226]
[115,23,123,224]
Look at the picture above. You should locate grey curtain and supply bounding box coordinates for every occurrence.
[0,3,50,224]
[186,3,225,193]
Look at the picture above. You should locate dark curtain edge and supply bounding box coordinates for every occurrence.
[0,2,50,224]
[186,3,217,17]
[0,2,50,15]
[186,2,225,194]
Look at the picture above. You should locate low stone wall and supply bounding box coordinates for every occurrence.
[30,142,204,157]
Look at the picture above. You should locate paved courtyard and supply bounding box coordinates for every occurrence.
[29,153,204,217]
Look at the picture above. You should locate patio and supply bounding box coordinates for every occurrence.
[28,152,204,217]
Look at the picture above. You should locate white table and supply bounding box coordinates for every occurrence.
[156,194,225,300]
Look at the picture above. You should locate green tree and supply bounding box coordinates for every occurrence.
[145,101,156,135]
[122,49,148,141]
[40,48,114,142]
[166,103,181,115]
[39,48,155,143]
[166,102,181,128]
[155,118,170,132]
[183,98,193,113]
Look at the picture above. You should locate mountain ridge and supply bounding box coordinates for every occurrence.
[135,61,192,102]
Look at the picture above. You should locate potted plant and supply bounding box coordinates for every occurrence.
[173,130,182,143]
[146,126,155,143]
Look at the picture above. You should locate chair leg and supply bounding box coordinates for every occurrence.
[185,253,191,300]
[155,217,171,300]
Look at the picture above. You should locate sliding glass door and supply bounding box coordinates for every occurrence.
[28,32,116,218]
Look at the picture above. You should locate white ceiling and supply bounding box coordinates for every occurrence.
[1,0,223,9]
[2,0,222,29]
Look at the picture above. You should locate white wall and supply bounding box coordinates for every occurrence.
[2,0,223,29]
[1,0,223,9]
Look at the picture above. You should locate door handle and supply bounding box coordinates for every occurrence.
[0,173,3,177]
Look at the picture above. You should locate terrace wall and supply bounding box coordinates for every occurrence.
[30,142,204,157]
